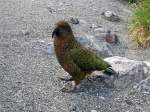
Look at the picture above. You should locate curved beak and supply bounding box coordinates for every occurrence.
[52,27,59,38]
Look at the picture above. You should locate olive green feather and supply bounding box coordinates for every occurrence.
[70,48,111,71]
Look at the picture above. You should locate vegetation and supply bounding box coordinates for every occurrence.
[129,0,150,47]
[128,0,138,3]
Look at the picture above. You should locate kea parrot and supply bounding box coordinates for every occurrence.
[52,20,118,92]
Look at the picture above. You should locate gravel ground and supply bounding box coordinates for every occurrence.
[0,0,150,112]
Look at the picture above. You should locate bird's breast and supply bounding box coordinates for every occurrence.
[54,38,71,64]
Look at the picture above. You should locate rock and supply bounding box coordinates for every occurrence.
[104,56,146,88]
[37,40,45,43]
[69,105,77,112]
[47,42,55,55]
[79,19,87,25]
[59,2,63,6]
[22,30,30,36]
[134,76,150,94]
[90,24,102,30]
[91,110,97,112]
[69,17,79,24]
[94,27,105,33]
[99,96,105,100]
[46,7,55,13]
[144,60,150,74]
[90,24,98,29]
[101,11,121,22]
[125,99,133,105]
[76,35,113,57]
[103,11,113,18]
[104,30,120,45]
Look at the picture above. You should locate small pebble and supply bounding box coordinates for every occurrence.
[104,30,119,44]
[47,42,54,55]
[94,28,105,33]
[91,24,98,28]
[59,2,63,6]
[46,7,54,13]
[125,99,133,105]
[70,17,79,24]
[22,30,30,36]
[99,96,105,100]
[101,11,120,22]
[38,40,45,43]
[104,11,113,18]
[91,110,97,112]
[79,19,87,24]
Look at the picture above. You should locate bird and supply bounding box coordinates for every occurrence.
[52,20,118,92]
[105,30,119,44]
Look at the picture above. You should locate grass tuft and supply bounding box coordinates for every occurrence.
[129,0,150,47]
[128,0,138,3]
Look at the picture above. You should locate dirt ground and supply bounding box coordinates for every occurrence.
[0,0,150,112]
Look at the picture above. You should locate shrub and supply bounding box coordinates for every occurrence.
[129,0,150,47]
[128,0,138,3]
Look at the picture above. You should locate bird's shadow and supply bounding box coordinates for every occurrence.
[65,77,117,97]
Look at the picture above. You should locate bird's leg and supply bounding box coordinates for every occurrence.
[69,80,80,92]
[59,77,74,82]
[61,80,80,93]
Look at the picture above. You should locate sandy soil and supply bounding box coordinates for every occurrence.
[0,0,150,112]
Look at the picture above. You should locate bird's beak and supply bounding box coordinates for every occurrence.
[52,27,59,38]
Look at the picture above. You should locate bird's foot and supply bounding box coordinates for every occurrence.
[61,86,77,93]
[59,77,74,82]
[61,81,80,93]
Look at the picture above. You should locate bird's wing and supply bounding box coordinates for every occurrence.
[69,48,111,71]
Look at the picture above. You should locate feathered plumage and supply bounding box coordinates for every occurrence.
[52,20,117,92]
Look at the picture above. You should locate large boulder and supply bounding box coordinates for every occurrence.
[104,56,147,89]
[47,35,113,57]
[134,76,150,94]
[144,59,150,75]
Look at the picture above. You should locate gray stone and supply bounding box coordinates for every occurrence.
[134,76,150,94]
[47,42,55,55]
[101,11,121,22]
[76,35,113,57]
[94,27,105,33]
[70,17,79,24]
[144,60,150,74]
[79,19,87,26]
[22,30,30,36]
[91,110,97,112]
[104,56,146,88]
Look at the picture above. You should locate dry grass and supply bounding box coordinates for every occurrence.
[129,0,150,47]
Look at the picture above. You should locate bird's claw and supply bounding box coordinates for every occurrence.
[59,77,73,82]
[61,86,78,93]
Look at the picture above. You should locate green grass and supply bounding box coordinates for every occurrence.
[128,0,138,3]
[129,0,150,47]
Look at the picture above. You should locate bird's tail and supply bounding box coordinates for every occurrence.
[103,67,118,78]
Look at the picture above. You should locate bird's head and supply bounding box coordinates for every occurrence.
[52,20,73,38]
